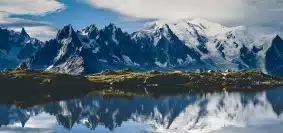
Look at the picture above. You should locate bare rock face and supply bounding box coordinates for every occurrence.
[0,27,42,69]
[265,35,283,76]
[1,19,283,75]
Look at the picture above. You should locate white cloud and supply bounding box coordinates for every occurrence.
[0,13,57,41]
[83,0,283,27]
[0,0,65,15]
[0,0,65,40]
[0,12,51,27]
[11,26,57,41]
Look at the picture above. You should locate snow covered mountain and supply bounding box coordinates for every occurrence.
[146,18,276,70]
[29,23,205,74]
[0,27,43,69]
[0,18,282,74]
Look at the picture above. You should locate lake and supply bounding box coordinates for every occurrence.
[0,87,283,133]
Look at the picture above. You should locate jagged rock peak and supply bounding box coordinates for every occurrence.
[20,27,30,38]
[82,24,99,38]
[102,23,124,37]
[83,24,98,33]
[105,23,116,28]
[104,23,122,32]
[274,35,282,41]
[56,24,76,40]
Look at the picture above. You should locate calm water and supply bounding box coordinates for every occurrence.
[0,87,283,133]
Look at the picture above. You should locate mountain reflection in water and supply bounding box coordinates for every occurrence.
[0,87,282,133]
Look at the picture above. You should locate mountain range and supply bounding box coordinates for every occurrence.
[0,18,283,75]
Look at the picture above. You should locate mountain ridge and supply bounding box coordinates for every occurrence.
[0,27,43,69]
[0,19,282,75]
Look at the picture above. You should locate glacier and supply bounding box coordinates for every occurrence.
[0,18,282,75]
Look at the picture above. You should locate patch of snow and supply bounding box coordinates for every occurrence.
[153,36,160,46]
[46,65,54,70]
[122,55,131,64]
[105,41,109,46]
[112,55,122,62]
[185,54,195,63]
[99,59,108,63]
[81,31,88,36]
[122,55,140,66]
[61,38,71,45]
[155,61,168,68]
[49,56,84,75]
[92,47,100,54]
[82,39,95,49]
[133,62,140,66]
[54,38,70,61]
[112,34,119,44]
[177,58,184,64]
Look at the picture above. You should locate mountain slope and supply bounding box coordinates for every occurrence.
[0,19,282,75]
[37,19,277,74]
[29,23,207,74]
[265,35,283,76]
[30,25,85,74]
[150,18,274,70]
[0,27,42,69]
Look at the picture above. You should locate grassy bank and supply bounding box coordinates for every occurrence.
[0,69,282,107]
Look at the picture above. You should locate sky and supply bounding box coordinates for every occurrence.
[1,0,283,41]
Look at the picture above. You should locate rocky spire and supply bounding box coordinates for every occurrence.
[83,24,99,38]
[274,35,282,41]
[20,27,30,38]
[56,24,76,40]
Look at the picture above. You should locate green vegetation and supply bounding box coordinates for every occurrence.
[86,70,283,95]
[88,72,155,82]
[0,69,94,107]
[0,68,282,107]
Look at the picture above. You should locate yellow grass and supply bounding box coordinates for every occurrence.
[87,72,156,82]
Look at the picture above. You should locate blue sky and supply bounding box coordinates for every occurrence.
[0,0,152,40]
[1,0,283,40]
[13,0,149,32]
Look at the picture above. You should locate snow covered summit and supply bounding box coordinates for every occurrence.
[0,18,282,75]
